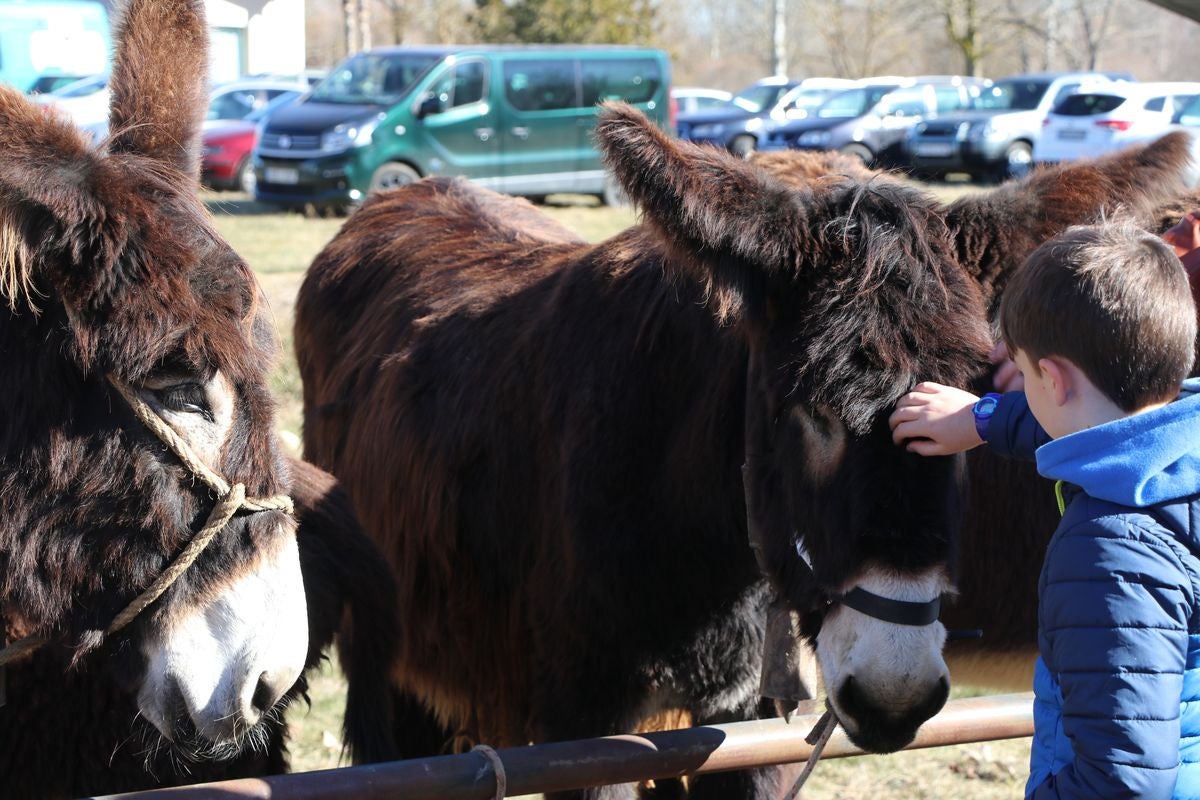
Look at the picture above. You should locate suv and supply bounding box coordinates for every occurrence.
[904,71,1130,181]
[254,45,671,211]
[675,76,800,156]
[760,77,988,168]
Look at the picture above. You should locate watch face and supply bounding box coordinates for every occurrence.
[974,395,999,416]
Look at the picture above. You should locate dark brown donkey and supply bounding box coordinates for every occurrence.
[296,104,1190,799]
[0,1,395,796]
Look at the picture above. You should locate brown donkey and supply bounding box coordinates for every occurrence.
[296,104,1190,799]
[0,1,396,795]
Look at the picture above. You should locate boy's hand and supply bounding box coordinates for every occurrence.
[889,382,984,456]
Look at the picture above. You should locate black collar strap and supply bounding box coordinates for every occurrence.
[841,586,942,626]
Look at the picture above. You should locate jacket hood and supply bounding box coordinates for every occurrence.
[1036,378,1200,507]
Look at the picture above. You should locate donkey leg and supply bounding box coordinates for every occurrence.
[391,688,454,758]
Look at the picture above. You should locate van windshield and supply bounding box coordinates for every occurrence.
[311,52,441,105]
[971,80,1049,111]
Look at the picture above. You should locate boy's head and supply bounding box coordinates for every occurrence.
[1000,221,1196,413]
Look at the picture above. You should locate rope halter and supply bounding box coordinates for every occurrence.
[0,376,294,670]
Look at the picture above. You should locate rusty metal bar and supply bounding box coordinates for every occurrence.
[93,692,1034,800]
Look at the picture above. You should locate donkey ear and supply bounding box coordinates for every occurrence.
[107,0,209,178]
[945,132,1193,306]
[595,102,814,321]
[0,86,102,310]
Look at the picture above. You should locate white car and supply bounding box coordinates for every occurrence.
[671,87,732,115]
[1035,81,1200,164]
[34,74,109,129]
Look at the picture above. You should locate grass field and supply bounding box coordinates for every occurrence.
[207,182,1031,798]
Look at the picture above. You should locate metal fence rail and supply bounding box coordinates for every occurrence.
[95,692,1034,800]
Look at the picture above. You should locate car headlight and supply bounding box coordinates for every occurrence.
[321,114,383,153]
[968,120,1004,141]
[797,130,831,147]
[744,117,763,133]
[956,121,972,141]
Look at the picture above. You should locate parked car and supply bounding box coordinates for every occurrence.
[759,77,987,167]
[1171,94,1200,187]
[671,86,732,115]
[206,79,310,121]
[254,45,672,211]
[1035,81,1200,165]
[904,71,1130,181]
[33,73,109,129]
[675,75,801,156]
[202,90,304,193]
[26,71,88,95]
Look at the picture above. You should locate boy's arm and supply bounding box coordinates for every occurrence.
[889,383,1047,458]
[985,391,1052,460]
[1029,519,1191,799]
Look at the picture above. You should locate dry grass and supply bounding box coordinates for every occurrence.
[206,179,1028,797]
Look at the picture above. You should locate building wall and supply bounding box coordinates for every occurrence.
[206,0,305,81]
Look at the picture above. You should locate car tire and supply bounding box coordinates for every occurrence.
[730,134,757,159]
[839,143,874,167]
[236,157,256,195]
[1003,141,1033,180]
[601,174,629,208]
[369,162,421,194]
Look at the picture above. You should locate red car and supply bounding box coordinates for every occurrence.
[201,89,302,193]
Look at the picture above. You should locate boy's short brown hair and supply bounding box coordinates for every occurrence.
[1000,221,1197,411]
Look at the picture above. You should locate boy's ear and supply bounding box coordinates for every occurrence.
[945,132,1193,307]
[593,102,815,324]
[1037,357,1071,407]
[107,0,209,180]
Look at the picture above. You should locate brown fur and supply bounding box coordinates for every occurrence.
[297,107,1192,795]
[0,0,396,794]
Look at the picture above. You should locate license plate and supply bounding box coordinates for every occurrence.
[914,142,953,157]
[264,166,299,185]
[1057,129,1086,141]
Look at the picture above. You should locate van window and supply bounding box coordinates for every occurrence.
[581,58,661,105]
[426,60,487,113]
[877,87,928,117]
[1144,96,1165,112]
[504,60,578,112]
[312,52,440,105]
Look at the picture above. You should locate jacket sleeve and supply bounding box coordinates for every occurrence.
[1028,517,1192,799]
[985,391,1052,461]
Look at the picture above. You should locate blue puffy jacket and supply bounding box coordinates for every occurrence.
[986,379,1200,799]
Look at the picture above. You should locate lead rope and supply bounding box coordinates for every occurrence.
[0,377,293,671]
[782,704,840,800]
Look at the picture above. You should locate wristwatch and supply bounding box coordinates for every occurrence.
[972,393,1002,442]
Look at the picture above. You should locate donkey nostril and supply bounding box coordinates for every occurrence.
[251,672,278,716]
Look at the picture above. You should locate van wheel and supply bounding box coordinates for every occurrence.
[602,175,629,208]
[839,143,873,166]
[369,162,420,194]
[730,135,757,159]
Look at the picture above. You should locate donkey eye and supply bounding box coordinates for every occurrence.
[158,383,213,420]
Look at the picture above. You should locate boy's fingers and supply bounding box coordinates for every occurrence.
[891,419,930,446]
[905,438,947,457]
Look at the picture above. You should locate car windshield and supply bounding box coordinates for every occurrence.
[971,80,1050,111]
[310,53,440,105]
[816,86,896,119]
[732,83,786,113]
[245,91,302,122]
[778,87,835,112]
[1177,95,1200,126]
[51,75,107,98]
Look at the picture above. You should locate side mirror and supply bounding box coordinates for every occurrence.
[416,94,442,119]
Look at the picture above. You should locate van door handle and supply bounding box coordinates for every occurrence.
[475,127,494,141]
[510,126,531,139]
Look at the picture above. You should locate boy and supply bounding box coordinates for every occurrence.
[889,221,1200,798]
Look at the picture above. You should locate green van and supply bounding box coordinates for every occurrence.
[253,45,672,211]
